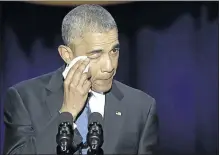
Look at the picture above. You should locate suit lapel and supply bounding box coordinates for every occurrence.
[45,87,64,118]
[103,81,124,153]
[44,65,65,118]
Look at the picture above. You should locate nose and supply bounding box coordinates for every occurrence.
[101,56,114,73]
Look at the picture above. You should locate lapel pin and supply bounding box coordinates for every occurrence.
[116,111,122,116]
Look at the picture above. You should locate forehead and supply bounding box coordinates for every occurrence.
[82,29,118,47]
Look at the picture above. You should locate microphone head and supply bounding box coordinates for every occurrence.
[58,112,74,125]
[88,112,104,127]
[56,112,74,149]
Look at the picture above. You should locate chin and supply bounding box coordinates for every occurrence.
[91,81,113,93]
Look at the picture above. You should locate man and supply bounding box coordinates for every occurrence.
[3,4,158,154]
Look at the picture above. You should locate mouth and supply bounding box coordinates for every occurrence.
[101,73,114,81]
[93,79,112,87]
[92,74,114,86]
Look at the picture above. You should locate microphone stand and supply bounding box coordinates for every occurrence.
[56,112,85,155]
[86,122,104,155]
[87,147,104,155]
[56,144,74,155]
[56,122,74,155]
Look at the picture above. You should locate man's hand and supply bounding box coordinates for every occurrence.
[60,58,91,119]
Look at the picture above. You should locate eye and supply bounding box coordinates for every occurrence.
[88,54,100,59]
[88,51,102,59]
[112,48,120,53]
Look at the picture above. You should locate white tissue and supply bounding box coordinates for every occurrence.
[62,56,89,79]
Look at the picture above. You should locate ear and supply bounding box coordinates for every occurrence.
[58,45,74,64]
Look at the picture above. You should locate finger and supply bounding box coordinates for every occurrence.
[77,80,91,95]
[78,73,89,87]
[71,58,90,86]
[87,68,92,80]
[83,80,92,93]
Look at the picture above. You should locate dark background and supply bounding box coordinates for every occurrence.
[0,1,219,155]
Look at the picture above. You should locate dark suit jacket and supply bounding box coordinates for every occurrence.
[3,65,158,154]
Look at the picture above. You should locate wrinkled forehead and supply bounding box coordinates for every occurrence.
[83,29,119,47]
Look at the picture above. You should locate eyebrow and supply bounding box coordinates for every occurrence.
[87,49,103,54]
[87,43,120,54]
[111,43,120,50]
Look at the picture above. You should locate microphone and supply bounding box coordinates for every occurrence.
[56,112,74,155]
[87,112,104,155]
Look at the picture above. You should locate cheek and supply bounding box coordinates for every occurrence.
[112,56,119,67]
[88,56,119,75]
[89,62,100,77]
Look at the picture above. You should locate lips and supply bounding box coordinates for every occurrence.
[101,73,114,80]
[94,79,112,86]
[93,74,114,86]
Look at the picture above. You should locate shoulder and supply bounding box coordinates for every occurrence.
[113,80,156,108]
[4,70,56,117]
[6,70,56,101]
[12,72,54,93]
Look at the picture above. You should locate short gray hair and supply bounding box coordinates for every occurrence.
[61,4,118,45]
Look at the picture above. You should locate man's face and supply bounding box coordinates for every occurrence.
[64,28,119,93]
